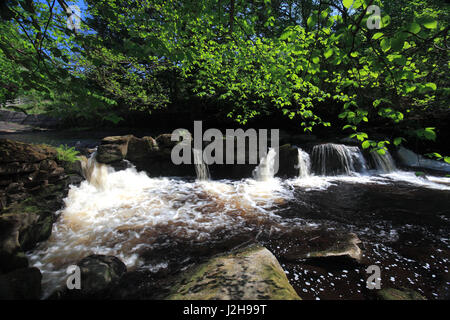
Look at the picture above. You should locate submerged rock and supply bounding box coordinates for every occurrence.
[273,230,363,264]
[377,287,426,300]
[304,233,362,262]
[0,267,42,300]
[167,245,301,300]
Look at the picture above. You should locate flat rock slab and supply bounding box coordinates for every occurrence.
[168,245,301,300]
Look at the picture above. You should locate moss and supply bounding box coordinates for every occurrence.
[167,245,301,300]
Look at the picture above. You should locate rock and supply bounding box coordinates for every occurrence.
[277,144,299,177]
[0,139,68,207]
[0,267,42,300]
[0,109,59,129]
[96,135,132,164]
[76,255,127,296]
[304,233,362,262]
[60,159,83,176]
[0,139,56,164]
[0,139,78,273]
[167,245,301,300]
[272,229,363,264]
[377,287,426,300]
[156,133,178,150]
[126,136,158,163]
[0,209,39,254]
[0,199,56,254]
[397,146,450,174]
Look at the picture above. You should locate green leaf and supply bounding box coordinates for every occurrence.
[391,37,404,51]
[343,0,354,9]
[425,82,437,91]
[422,18,438,29]
[423,128,436,141]
[393,137,403,146]
[352,0,363,9]
[362,140,371,149]
[381,15,391,28]
[280,30,293,40]
[408,23,421,34]
[372,32,384,40]
[324,49,334,59]
[307,16,317,28]
[380,39,391,52]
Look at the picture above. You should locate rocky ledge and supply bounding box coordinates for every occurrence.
[95,134,300,178]
[0,139,83,298]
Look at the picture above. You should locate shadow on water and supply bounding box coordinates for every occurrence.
[266,181,450,300]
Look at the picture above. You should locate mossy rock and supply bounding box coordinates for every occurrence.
[377,288,427,300]
[167,245,301,300]
[0,139,56,164]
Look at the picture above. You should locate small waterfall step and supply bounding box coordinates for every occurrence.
[296,148,311,178]
[253,148,277,181]
[369,149,396,173]
[311,143,367,176]
[193,149,211,181]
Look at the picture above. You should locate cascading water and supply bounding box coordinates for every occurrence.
[370,149,396,173]
[80,152,110,189]
[253,148,277,181]
[296,148,311,178]
[25,143,450,300]
[28,153,292,297]
[193,148,210,180]
[311,143,367,176]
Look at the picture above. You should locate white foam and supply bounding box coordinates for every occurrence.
[28,163,292,297]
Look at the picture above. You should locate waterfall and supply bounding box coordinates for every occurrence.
[370,149,396,173]
[296,148,311,178]
[80,152,109,189]
[253,148,277,181]
[311,143,367,176]
[193,149,210,180]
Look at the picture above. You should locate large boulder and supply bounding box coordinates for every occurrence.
[167,245,301,300]
[126,136,158,163]
[397,146,450,174]
[0,267,42,300]
[96,135,133,164]
[277,144,299,177]
[76,255,127,296]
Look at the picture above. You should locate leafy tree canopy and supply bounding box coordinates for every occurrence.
[0,0,448,160]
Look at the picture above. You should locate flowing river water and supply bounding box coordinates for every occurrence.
[19,140,450,300]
